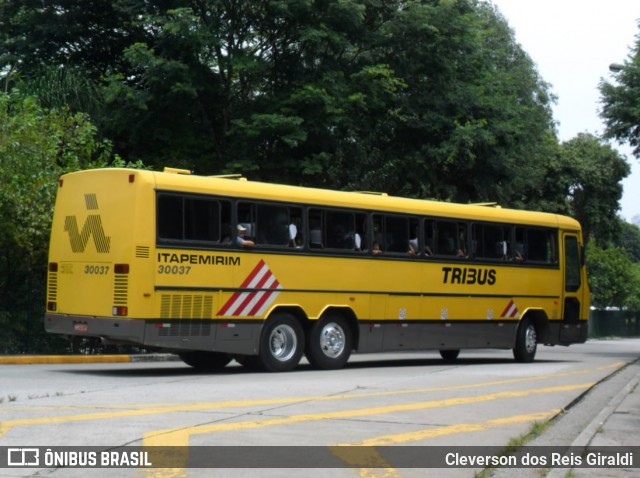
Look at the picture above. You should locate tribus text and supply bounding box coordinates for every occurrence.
[442,266,497,285]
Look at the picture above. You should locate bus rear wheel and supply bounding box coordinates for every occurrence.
[179,351,232,371]
[258,313,304,372]
[306,315,352,370]
[513,319,537,363]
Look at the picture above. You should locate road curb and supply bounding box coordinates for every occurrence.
[545,367,640,478]
[0,354,179,365]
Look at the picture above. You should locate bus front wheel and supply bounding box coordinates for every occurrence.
[513,319,537,363]
[179,351,232,371]
[306,315,352,370]
[258,313,305,372]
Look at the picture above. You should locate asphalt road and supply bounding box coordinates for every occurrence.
[1,339,639,478]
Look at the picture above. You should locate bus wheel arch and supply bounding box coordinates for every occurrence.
[257,309,306,372]
[306,307,357,370]
[513,310,547,363]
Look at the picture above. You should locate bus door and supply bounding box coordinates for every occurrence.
[560,233,585,341]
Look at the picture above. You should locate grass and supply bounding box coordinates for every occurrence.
[474,417,556,478]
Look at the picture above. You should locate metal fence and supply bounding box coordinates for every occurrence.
[589,309,640,338]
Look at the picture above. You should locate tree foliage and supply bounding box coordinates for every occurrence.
[600,30,640,158]
[0,90,114,352]
[558,133,630,243]
[616,220,640,262]
[2,0,558,205]
[586,241,640,310]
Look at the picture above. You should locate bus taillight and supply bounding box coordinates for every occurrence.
[114,264,130,274]
[47,302,57,311]
[112,306,128,316]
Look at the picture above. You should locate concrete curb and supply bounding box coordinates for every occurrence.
[545,367,640,478]
[0,354,179,365]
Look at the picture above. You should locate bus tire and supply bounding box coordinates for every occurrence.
[306,314,352,370]
[439,349,460,362]
[179,351,232,371]
[513,319,537,363]
[258,313,304,372]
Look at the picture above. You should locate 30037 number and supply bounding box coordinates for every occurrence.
[157,265,191,275]
[84,265,110,275]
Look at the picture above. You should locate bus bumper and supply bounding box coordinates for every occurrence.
[44,313,146,346]
[547,320,589,345]
[44,314,260,354]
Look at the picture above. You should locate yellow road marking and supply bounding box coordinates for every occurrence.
[143,383,590,447]
[143,407,563,477]
[332,409,560,478]
[352,409,560,446]
[0,361,622,437]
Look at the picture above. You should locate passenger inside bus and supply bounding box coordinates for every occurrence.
[236,224,255,247]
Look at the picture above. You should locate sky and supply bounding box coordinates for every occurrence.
[489,0,640,224]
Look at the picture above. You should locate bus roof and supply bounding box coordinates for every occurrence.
[64,168,581,231]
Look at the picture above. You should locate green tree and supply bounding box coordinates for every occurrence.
[558,133,630,244]
[2,0,559,208]
[0,90,113,353]
[615,219,640,262]
[586,242,634,309]
[600,34,640,158]
[627,263,640,311]
[0,0,150,83]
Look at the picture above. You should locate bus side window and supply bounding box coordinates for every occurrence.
[325,210,357,250]
[514,228,526,262]
[424,219,434,256]
[408,217,419,256]
[184,197,216,241]
[157,194,183,240]
[457,223,468,257]
[370,215,417,256]
[235,203,305,249]
[309,209,323,248]
[355,213,367,251]
[472,223,510,260]
[256,204,293,247]
[157,194,231,245]
[289,207,304,248]
[514,227,557,263]
[308,209,363,252]
[237,202,256,244]
[435,221,458,256]
[372,215,384,254]
[384,215,409,254]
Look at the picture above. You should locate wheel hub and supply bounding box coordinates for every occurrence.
[320,324,345,358]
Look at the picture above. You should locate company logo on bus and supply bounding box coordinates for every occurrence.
[217,260,282,317]
[64,193,111,253]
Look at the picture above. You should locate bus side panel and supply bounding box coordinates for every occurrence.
[139,320,260,355]
[358,321,519,353]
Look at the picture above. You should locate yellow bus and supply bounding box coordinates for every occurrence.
[44,167,589,372]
